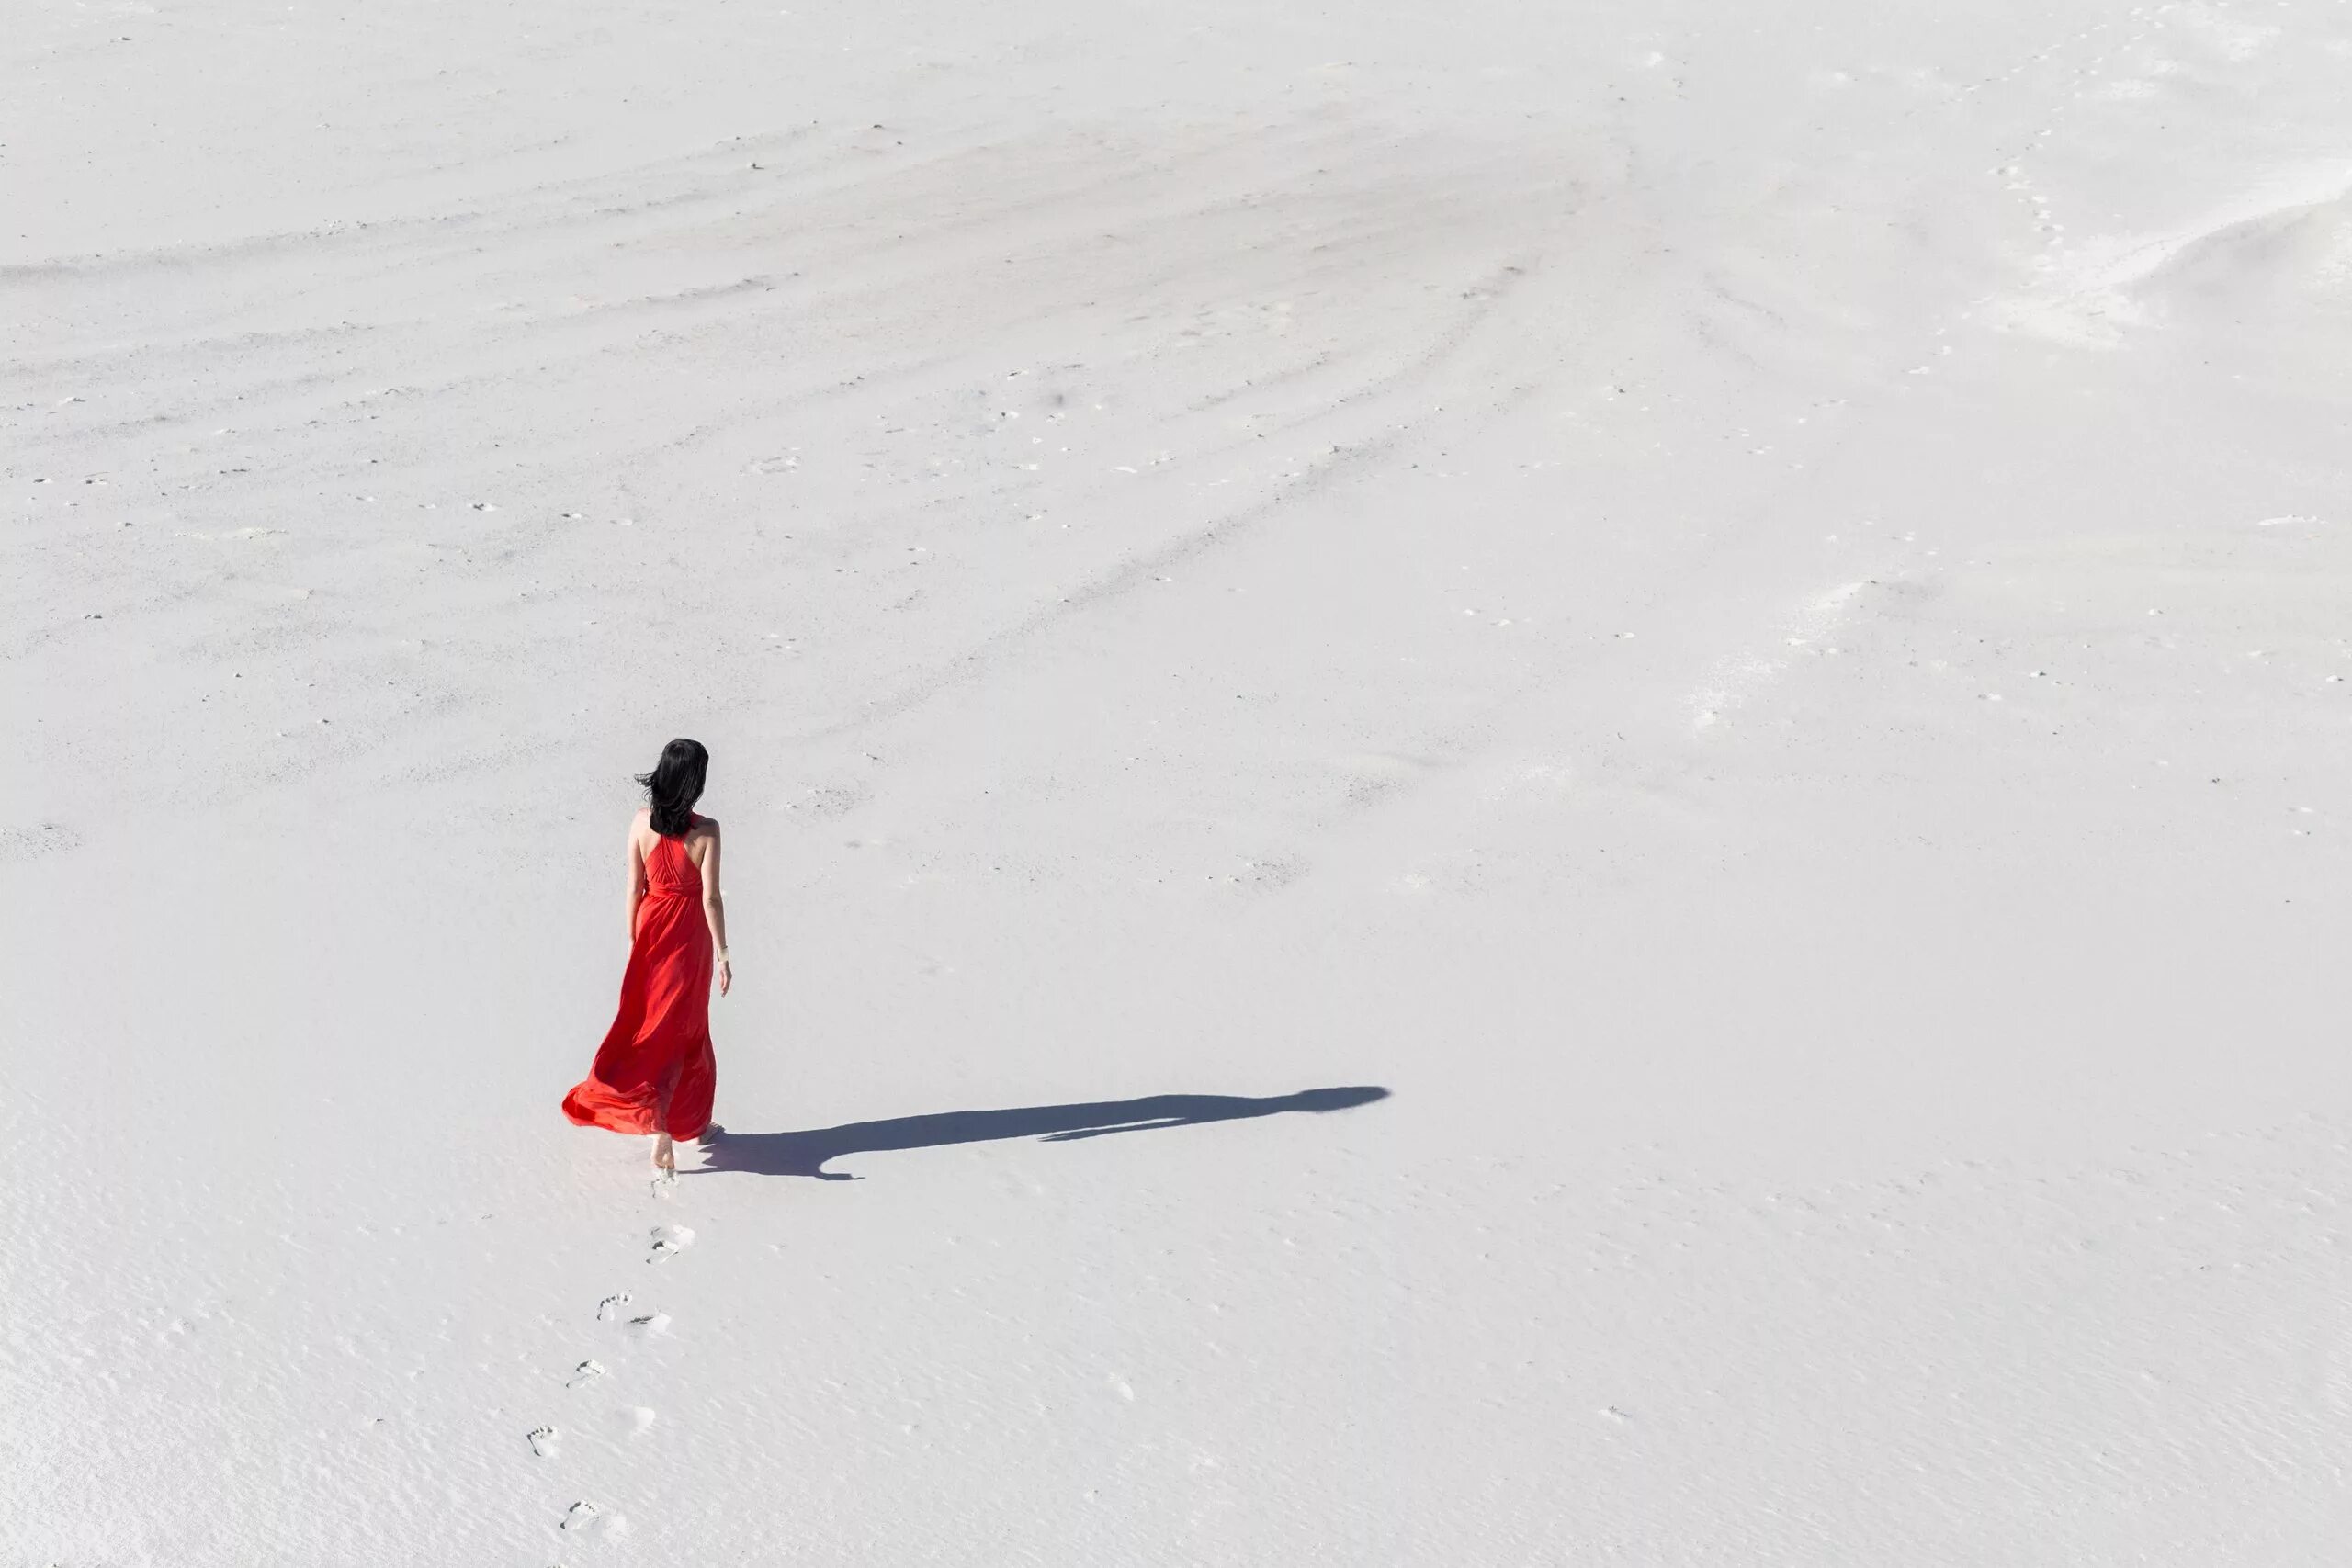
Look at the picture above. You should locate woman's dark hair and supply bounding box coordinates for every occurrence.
[638,739,709,837]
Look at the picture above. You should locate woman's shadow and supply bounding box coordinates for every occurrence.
[699,1085,1389,1180]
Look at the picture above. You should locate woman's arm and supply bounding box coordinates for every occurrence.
[700,822,731,995]
[624,820,647,940]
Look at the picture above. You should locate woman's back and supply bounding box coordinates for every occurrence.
[633,807,718,882]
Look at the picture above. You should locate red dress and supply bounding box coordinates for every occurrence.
[563,822,718,1139]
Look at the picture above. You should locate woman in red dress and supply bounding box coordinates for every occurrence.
[563,739,731,1177]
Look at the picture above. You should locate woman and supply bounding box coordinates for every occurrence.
[563,739,730,1177]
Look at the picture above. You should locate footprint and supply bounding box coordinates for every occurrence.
[526,1425,559,1458]
[625,1312,673,1337]
[596,1293,631,1322]
[566,1359,606,1389]
[647,1224,695,1263]
[560,1500,626,1536]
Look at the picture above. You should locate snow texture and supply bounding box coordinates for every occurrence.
[6,0,2352,1560]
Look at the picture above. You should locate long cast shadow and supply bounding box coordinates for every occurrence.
[699,1085,1390,1180]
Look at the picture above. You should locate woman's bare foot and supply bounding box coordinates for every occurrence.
[651,1132,675,1176]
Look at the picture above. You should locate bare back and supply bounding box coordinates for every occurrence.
[625,807,727,971]
[629,807,719,876]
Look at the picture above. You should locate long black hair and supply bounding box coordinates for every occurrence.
[638,739,709,837]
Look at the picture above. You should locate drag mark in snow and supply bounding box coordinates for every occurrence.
[786,257,1541,746]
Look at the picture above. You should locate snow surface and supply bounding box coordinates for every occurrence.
[6,0,2352,1560]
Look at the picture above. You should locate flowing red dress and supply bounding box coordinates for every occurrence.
[562,822,718,1139]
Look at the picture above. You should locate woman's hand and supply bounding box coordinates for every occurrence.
[716,952,733,997]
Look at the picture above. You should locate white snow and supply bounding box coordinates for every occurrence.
[6,0,2352,1561]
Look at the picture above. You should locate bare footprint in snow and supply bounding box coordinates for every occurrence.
[625,1312,673,1337]
[560,1499,626,1536]
[647,1224,695,1263]
[596,1293,631,1321]
[527,1425,559,1458]
[567,1359,606,1389]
